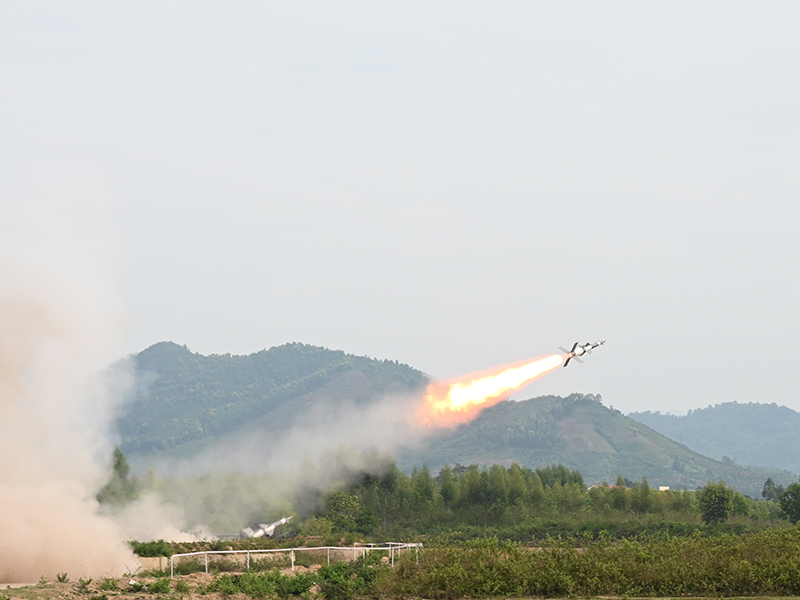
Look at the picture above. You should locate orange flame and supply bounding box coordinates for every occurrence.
[417,354,564,427]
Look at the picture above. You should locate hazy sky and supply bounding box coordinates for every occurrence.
[3,2,799,415]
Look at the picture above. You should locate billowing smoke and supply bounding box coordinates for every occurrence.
[0,187,138,582]
[134,388,431,532]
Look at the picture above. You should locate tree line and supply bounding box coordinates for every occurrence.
[313,462,800,540]
[100,446,800,540]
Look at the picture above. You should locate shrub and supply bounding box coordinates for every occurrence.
[172,558,204,575]
[78,577,93,592]
[148,578,171,594]
[250,554,290,571]
[293,550,313,567]
[316,559,389,600]
[100,578,118,591]
[130,540,172,557]
[208,556,240,573]
[304,516,333,536]
[56,573,69,583]
[174,580,190,595]
[208,571,316,598]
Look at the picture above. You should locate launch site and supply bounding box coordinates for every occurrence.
[2,2,800,599]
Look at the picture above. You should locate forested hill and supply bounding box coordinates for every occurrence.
[117,341,428,455]
[629,402,800,475]
[397,393,794,497]
[117,343,794,498]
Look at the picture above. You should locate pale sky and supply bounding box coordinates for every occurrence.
[2,2,799,415]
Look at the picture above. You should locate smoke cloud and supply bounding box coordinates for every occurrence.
[134,388,432,532]
[0,185,138,583]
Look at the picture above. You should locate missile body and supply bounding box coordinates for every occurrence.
[558,340,605,367]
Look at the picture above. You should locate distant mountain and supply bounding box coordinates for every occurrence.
[117,341,428,456]
[629,402,800,475]
[117,343,794,498]
[397,394,795,497]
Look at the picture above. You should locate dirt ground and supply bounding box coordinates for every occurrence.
[3,572,257,600]
[0,561,337,600]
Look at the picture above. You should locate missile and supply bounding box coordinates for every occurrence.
[240,515,293,539]
[558,340,605,367]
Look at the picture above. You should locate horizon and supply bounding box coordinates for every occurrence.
[123,339,800,417]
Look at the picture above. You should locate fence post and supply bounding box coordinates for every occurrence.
[205,552,208,574]
[327,547,330,565]
[170,556,174,578]
[390,546,394,567]
[291,550,295,572]
[415,544,419,564]
[247,551,250,571]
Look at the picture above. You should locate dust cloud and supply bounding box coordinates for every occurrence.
[0,181,425,576]
[0,187,138,582]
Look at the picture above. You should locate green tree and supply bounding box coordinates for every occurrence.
[536,463,584,488]
[111,447,130,480]
[486,464,509,508]
[325,493,363,533]
[631,477,654,513]
[507,464,527,505]
[97,447,138,505]
[411,464,437,509]
[610,476,629,511]
[438,465,457,507]
[528,473,545,510]
[731,491,751,517]
[696,481,734,524]
[460,466,485,507]
[779,481,800,524]
[762,477,785,502]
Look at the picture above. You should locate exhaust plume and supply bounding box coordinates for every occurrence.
[0,188,137,582]
[417,354,564,427]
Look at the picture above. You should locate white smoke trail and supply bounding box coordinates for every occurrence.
[0,185,138,582]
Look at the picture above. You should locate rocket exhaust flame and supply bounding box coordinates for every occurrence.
[417,354,564,427]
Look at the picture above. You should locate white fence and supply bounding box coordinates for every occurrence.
[169,542,422,577]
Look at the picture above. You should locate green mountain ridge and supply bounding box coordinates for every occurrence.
[397,393,795,497]
[629,402,800,475]
[117,342,796,498]
[117,341,428,455]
